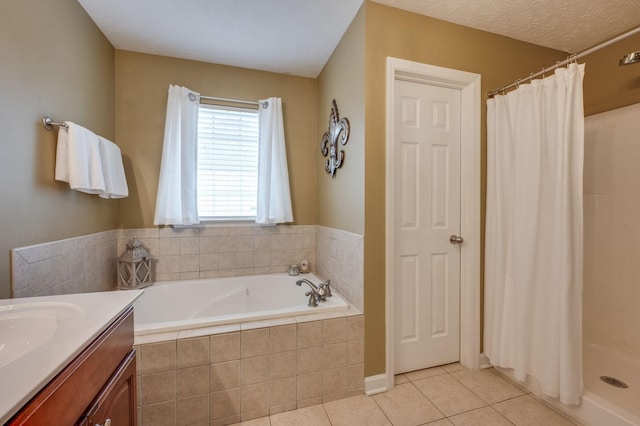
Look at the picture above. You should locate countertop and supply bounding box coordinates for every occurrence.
[0,290,143,424]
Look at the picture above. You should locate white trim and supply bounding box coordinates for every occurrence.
[385,57,482,392]
[364,374,389,396]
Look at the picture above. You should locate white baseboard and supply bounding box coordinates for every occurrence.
[364,374,389,396]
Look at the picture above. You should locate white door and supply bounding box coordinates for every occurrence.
[393,79,462,374]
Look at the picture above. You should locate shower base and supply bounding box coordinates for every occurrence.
[570,343,640,425]
[492,344,640,426]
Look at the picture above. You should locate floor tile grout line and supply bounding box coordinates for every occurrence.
[369,389,398,425]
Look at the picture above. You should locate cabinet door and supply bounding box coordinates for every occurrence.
[79,349,137,426]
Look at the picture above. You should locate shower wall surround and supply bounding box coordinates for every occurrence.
[584,102,640,360]
[10,225,364,310]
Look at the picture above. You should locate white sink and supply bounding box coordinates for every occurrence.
[0,302,84,368]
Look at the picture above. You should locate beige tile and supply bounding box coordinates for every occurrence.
[211,360,241,391]
[270,324,297,353]
[323,318,346,344]
[270,404,331,426]
[347,364,364,391]
[211,414,241,426]
[219,252,238,269]
[347,388,364,397]
[297,371,323,401]
[270,402,297,415]
[241,408,270,422]
[141,371,176,405]
[241,382,269,412]
[323,367,346,396]
[394,374,409,385]
[346,315,364,341]
[373,382,444,426]
[139,341,177,375]
[450,368,525,404]
[270,376,296,407]
[177,337,209,368]
[346,340,364,366]
[199,236,219,254]
[181,237,200,255]
[177,394,209,426]
[405,366,447,381]
[297,321,323,349]
[177,365,209,398]
[211,333,240,363]
[323,390,347,403]
[241,329,270,358]
[270,350,297,380]
[424,420,454,426]
[323,394,391,426]
[297,397,322,410]
[323,342,346,368]
[492,395,577,426]
[159,238,181,255]
[210,388,241,419]
[229,417,270,426]
[200,253,219,271]
[413,374,486,417]
[141,400,176,426]
[449,406,512,426]
[442,362,466,373]
[297,346,323,374]
[241,356,269,385]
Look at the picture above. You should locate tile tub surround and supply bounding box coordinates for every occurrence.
[10,225,366,309]
[117,225,318,283]
[316,226,364,311]
[135,314,365,426]
[11,230,118,298]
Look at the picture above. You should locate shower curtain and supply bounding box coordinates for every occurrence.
[484,63,585,405]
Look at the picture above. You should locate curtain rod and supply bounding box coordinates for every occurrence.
[188,93,267,108]
[488,25,640,98]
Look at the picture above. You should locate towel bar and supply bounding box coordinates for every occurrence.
[43,117,68,131]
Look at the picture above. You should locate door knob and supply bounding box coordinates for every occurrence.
[449,235,464,244]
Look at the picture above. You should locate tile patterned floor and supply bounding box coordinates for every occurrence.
[231,364,579,426]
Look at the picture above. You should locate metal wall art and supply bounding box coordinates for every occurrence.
[321,99,350,178]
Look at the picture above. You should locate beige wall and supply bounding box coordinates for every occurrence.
[317,5,366,235]
[114,51,318,229]
[582,32,640,116]
[362,1,569,375]
[0,0,116,298]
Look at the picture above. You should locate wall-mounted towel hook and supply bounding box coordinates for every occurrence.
[43,116,68,131]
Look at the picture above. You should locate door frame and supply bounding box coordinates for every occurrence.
[385,57,481,390]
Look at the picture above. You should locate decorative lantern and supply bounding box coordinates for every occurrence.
[117,237,152,290]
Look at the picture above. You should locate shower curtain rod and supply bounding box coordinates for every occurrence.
[488,25,640,98]
[187,93,268,108]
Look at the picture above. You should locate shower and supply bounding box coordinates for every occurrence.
[620,50,640,65]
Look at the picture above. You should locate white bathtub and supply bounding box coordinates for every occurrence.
[134,273,349,335]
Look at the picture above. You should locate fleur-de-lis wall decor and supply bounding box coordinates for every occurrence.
[321,99,350,178]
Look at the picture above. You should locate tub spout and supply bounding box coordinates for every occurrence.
[297,278,328,305]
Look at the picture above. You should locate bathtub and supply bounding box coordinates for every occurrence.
[133,272,349,336]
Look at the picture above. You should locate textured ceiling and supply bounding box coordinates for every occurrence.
[371,0,640,54]
[78,0,640,78]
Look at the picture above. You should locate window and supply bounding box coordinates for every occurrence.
[197,104,259,221]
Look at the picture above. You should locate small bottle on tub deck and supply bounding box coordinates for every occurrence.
[300,259,309,273]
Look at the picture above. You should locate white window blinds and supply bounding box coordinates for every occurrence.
[197,105,259,220]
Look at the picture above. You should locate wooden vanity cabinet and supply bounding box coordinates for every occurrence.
[8,306,136,426]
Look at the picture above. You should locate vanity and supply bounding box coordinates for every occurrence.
[0,291,143,425]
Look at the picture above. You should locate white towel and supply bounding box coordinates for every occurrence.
[98,136,128,199]
[55,122,105,194]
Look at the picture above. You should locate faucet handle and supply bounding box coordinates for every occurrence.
[305,291,318,307]
[320,279,332,297]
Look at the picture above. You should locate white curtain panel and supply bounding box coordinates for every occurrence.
[484,63,585,404]
[153,85,200,225]
[256,97,293,224]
